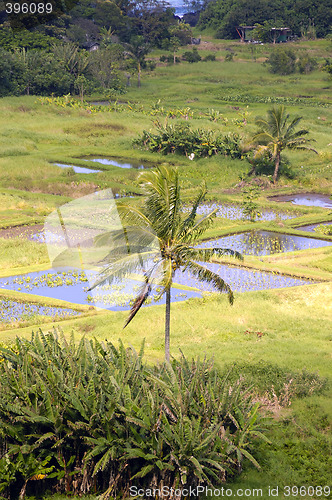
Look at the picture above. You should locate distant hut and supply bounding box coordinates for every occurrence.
[270,27,291,43]
[84,42,100,52]
[236,25,291,43]
[236,26,256,42]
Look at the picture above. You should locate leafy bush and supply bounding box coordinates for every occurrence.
[204,53,216,61]
[322,58,332,77]
[224,53,234,62]
[134,122,244,158]
[160,54,180,64]
[266,47,297,75]
[241,186,261,222]
[0,330,268,498]
[182,47,202,63]
[142,60,157,71]
[297,52,318,74]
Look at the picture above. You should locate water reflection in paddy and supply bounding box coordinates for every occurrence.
[0,270,200,310]
[0,297,81,325]
[188,203,298,221]
[173,263,312,293]
[0,264,314,312]
[296,221,332,233]
[54,163,102,174]
[200,230,332,256]
[268,193,332,209]
[84,158,150,169]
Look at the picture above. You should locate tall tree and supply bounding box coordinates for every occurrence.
[90,166,242,361]
[251,106,317,183]
[123,35,150,87]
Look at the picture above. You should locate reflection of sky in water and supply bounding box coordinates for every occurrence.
[199,230,332,256]
[84,158,147,169]
[184,203,298,221]
[173,263,313,293]
[0,298,81,324]
[269,193,332,209]
[54,163,102,174]
[295,221,332,233]
[0,263,314,313]
[0,269,200,310]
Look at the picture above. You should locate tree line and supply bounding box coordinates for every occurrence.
[198,0,331,39]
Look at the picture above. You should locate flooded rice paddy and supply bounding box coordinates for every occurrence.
[200,230,332,256]
[0,297,81,325]
[83,157,151,169]
[173,263,313,293]
[188,203,299,221]
[53,163,102,174]
[0,270,200,310]
[0,225,66,244]
[0,224,44,241]
[268,193,332,209]
[295,221,332,233]
[0,264,314,313]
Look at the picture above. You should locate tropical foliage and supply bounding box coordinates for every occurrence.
[0,330,269,499]
[134,122,244,158]
[198,0,331,39]
[90,166,243,361]
[250,106,317,182]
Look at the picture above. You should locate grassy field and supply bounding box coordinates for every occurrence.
[0,38,331,499]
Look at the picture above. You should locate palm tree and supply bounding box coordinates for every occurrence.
[251,105,317,183]
[90,166,242,362]
[123,36,150,88]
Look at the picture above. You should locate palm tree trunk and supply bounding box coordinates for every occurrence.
[273,152,280,183]
[165,287,171,362]
[19,480,28,500]
[137,61,141,88]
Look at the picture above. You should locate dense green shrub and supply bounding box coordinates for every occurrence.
[133,122,244,158]
[204,54,216,61]
[322,58,332,77]
[160,54,180,64]
[182,48,202,63]
[0,330,268,498]
[224,53,234,62]
[266,47,297,75]
[297,52,318,74]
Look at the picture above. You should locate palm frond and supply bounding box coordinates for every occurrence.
[185,261,234,304]
[179,183,207,239]
[187,247,243,262]
[87,250,157,290]
[181,209,218,243]
[123,275,151,328]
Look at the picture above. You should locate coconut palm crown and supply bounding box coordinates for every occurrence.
[90,165,242,361]
[251,105,317,183]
